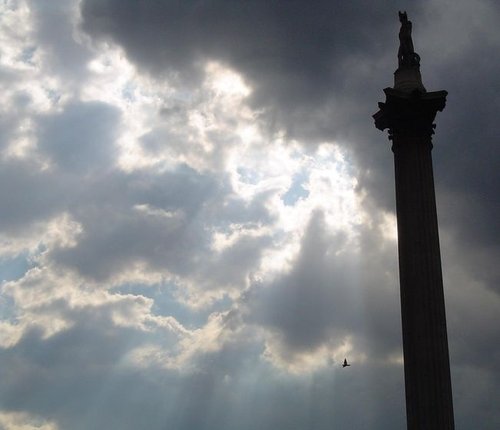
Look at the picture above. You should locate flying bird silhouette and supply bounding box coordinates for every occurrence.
[342,358,351,368]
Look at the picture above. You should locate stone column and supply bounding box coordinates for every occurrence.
[374,88,455,429]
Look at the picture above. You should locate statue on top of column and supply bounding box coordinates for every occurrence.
[398,11,420,68]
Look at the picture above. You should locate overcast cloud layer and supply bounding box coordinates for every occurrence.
[0,1,499,429]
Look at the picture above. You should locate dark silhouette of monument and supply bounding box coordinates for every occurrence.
[373,12,455,430]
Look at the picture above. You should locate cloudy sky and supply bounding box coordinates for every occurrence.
[0,1,499,429]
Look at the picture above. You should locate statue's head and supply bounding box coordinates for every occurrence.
[399,11,408,23]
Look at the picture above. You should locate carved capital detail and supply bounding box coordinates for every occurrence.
[373,88,447,142]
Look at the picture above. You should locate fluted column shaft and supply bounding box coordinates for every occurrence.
[373,87,454,429]
[392,132,454,430]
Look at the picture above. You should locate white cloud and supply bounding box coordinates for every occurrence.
[0,411,59,430]
[0,212,81,258]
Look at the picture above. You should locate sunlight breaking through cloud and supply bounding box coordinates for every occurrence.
[1,1,498,429]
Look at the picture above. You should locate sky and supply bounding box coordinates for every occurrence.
[0,1,499,429]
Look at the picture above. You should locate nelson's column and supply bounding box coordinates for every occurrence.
[373,12,455,429]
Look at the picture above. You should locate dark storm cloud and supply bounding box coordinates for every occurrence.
[76,0,414,272]
[0,312,171,428]
[0,323,406,430]
[46,164,274,285]
[79,0,408,120]
[50,197,204,281]
[0,79,272,284]
[434,68,500,247]
[0,101,120,234]
[79,0,499,280]
[415,4,500,275]
[2,97,273,288]
[29,0,93,81]
[246,210,401,359]
[0,109,19,153]
[248,211,358,351]
[0,159,64,232]
[37,101,121,172]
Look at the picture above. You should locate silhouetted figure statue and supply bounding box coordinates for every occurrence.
[342,358,351,368]
[398,11,420,67]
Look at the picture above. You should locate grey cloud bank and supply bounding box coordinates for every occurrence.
[0,1,499,429]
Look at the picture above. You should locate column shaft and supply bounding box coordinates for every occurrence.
[392,134,454,430]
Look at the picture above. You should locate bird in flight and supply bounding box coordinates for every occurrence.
[342,358,351,368]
